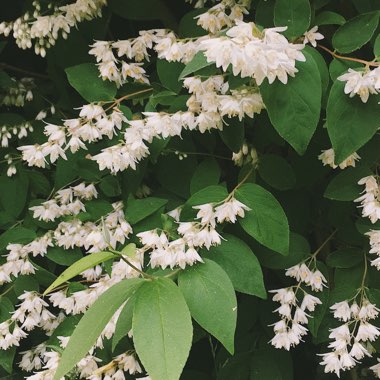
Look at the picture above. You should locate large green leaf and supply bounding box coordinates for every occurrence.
[44,250,117,295]
[260,51,321,155]
[179,51,214,79]
[0,227,36,251]
[190,159,221,195]
[258,154,296,190]
[236,183,289,255]
[157,59,184,94]
[0,173,29,218]
[332,12,380,53]
[327,80,380,164]
[203,234,266,299]
[125,197,168,225]
[133,278,193,380]
[178,259,237,354]
[274,0,311,38]
[65,63,117,102]
[324,166,372,201]
[53,278,144,380]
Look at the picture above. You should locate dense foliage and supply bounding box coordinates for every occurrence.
[0,0,379,379]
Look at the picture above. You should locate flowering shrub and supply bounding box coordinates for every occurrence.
[0,0,379,379]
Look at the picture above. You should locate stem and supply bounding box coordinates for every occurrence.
[104,88,153,112]
[165,149,232,161]
[164,269,181,279]
[310,229,337,260]
[0,63,50,79]
[317,44,380,67]
[0,285,14,297]
[225,166,255,202]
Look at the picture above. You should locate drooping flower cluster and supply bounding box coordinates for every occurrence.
[318,148,360,170]
[338,67,380,103]
[0,120,33,148]
[0,0,108,56]
[355,176,380,224]
[29,182,98,222]
[0,291,62,350]
[270,263,326,350]
[200,20,306,85]
[138,196,250,270]
[88,352,142,380]
[232,142,258,167]
[0,77,34,107]
[366,230,380,270]
[320,296,380,377]
[18,104,127,168]
[195,0,250,34]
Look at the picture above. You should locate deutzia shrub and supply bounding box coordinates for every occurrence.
[0,1,379,380]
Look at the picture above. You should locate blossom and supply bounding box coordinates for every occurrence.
[318,148,360,169]
[303,26,324,47]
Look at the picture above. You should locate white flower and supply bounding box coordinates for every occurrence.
[214,198,251,223]
[338,68,378,103]
[318,148,360,169]
[303,26,324,47]
[330,301,351,322]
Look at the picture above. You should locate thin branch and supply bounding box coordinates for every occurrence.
[317,44,380,67]
[0,63,50,79]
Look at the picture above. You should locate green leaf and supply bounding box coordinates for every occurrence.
[219,117,245,153]
[236,183,289,255]
[274,0,311,38]
[53,278,144,380]
[315,11,346,25]
[27,171,51,197]
[326,248,364,268]
[65,63,117,102]
[187,185,228,206]
[47,315,82,347]
[126,197,168,225]
[44,251,117,295]
[133,278,193,380]
[332,12,380,53]
[46,247,83,266]
[14,276,39,296]
[157,60,184,94]
[112,295,136,351]
[99,175,121,197]
[85,200,114,220]
[0,173,29,218]
[178,259,237,354]
[255,232,309,269]
[178,9,208,38]
[327,80,380,164]
[259,154,296,190]
[203,234,266,298]
[0,347,16,374]
[0,227,36,251]
[0,297,13,323]
[179,51,214,79]
[324,167,372,201]
[260,51,321,155]
[190,159,221,195]
[374,34,380,57]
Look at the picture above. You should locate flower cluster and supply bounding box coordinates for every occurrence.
[0,291,61,350]
[29,183,98,222]
[0,120,33,148]
[320,296,380,377]
[355,176,380,224]
[0,77,34,107]
[366,230,380,270]
[89,353,142,380]
[200,20,306,85]
[18,104,127,168]
[232,142,258,167]
[338,67,380,103]
[0,0,107,56]
[138,197,250,270]
[318,148,360,170]
[270,263,326,350]
[195,0,250,34]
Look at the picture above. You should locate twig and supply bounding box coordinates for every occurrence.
[0,63,50,79]
[317,44,380,67]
